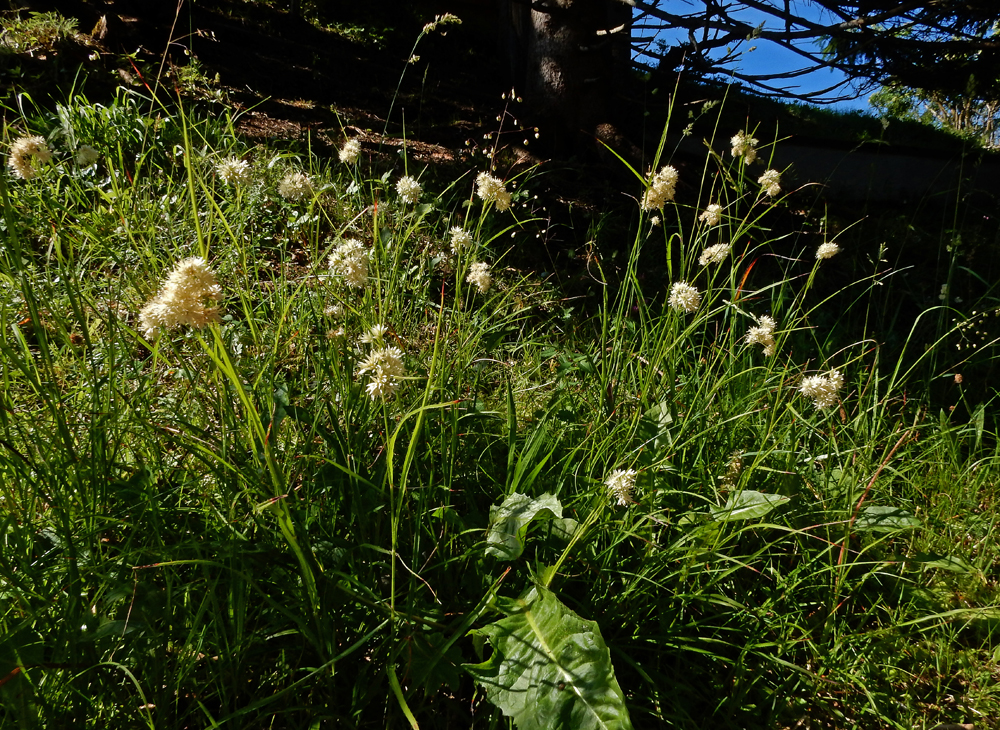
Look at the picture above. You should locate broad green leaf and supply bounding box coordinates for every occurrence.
[638,400,673,455]
[486,492,563,560]
[466,587,633,730]
[854,505,921,533]
[547,517,580,543]
[711,491,790,522]
[406,629,464,695]
[911,552,974,573]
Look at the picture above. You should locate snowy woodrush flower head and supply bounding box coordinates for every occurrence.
[339,137,361,164]
[216,157,251,185]
[826,369,845,392]
[798,369,844,410]
[699,204,723,226]
[357,345,406,400]
[360,324,388,345]
[475,172,512,211]
[731,131,758,165]
[75,144,100,168]
[746,315,777,357]
[397,175,422,205]
[139,257,222,339]
[328,239,369,289]
[816,242,840,260]
[279,171,313,200]
[8,136,53,180]
[668,281,701,313]
[450,226,473,253]
[641,165,678,211]
[758,169,781,197]
[466,261,492,293]
[698,243,730,266]
[606,468,638,506]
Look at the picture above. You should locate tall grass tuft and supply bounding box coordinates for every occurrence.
[0,72,998,730]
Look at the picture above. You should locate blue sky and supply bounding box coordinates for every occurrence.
[632,2,876,112]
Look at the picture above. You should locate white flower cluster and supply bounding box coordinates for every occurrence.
[397,175,422,205]
[328,239,369,289]
[450,226,473,253]
[758,169,781,197]
[357,344,406,400]
[698,242,730,266]
[798,369,845,410]
[360,323,388,344]
[8,135,53,180]
[731,131,758,165]
[606,468,638,506]
[279,171,313,200]
[217,157,252,186]
[76,144,100,168]
[699,204,722,226]
[339,138,361,164]
[668,281,700,313]
[641,165,678,211]
[475,172,511,211]
[466,261,492,293]
[139,257,222,339]
[746,315,777,357]
[816,242,840,260]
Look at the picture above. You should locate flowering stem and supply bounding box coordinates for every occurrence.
[831,428,913,609]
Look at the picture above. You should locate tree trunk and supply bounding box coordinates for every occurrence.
[499,0,632,156]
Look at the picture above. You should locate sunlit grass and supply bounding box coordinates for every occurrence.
[0,78,998,730]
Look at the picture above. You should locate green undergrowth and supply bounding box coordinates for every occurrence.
[0,76,999,730]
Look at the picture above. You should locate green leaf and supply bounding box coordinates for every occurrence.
[486,493,563,561]
[547,517,580,543]
[406,629,465,695]
[711,491,790,522]
[854,505,921,533]
[638,400,673,455]
[911,552,974,573]
[466,587,633,730]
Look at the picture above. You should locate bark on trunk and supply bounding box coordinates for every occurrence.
[499,0,632,156]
